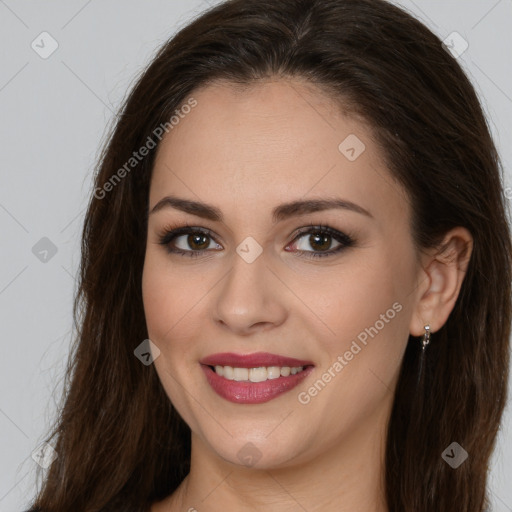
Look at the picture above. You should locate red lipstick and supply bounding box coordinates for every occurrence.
[200,352,314,404]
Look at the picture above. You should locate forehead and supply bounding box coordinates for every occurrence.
[153,79,361,179]
[149,79,408,228]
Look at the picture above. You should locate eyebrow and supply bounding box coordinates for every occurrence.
[149,195,372,223]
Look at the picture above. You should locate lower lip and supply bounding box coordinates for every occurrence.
[201,364,313,404]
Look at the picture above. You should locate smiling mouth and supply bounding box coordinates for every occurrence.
[208,364,309,382]
[201,363,314,404]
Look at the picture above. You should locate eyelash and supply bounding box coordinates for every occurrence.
[156,222,355,259]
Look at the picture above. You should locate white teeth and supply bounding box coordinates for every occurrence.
[233,368,249,381]
[280,366,291,377]
[249,367,267,383]
[213,365,305,381]
[267,366,281,380]
[223,366,234,380]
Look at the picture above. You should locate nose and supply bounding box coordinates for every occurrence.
[212,249,288,336]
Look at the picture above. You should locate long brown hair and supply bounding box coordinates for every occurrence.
[30,0,511,510]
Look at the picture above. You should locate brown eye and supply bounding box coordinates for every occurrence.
[303,232,336,252]
[159,224,354,260]
[158,226,221,258]
[185,233,211,251]
[288,225,355,259]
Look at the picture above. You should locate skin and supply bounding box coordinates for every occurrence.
[143,78,473,512]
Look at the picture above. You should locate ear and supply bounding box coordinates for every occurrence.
[409,227,473,336]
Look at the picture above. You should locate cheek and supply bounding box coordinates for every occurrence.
[306,252,412,388]
[142,260,173,343]
[297,279,408,437]
[141,255,203,421]
[306,262,400,341]
[142,253,205,346]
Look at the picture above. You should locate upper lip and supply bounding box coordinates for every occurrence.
[200,352,314,368]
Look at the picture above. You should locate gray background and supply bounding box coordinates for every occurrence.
[0,0,511,510]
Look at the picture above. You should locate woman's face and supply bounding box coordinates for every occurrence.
[142,79,423,470]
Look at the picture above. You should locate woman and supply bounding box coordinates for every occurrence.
[27,0,511,511]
